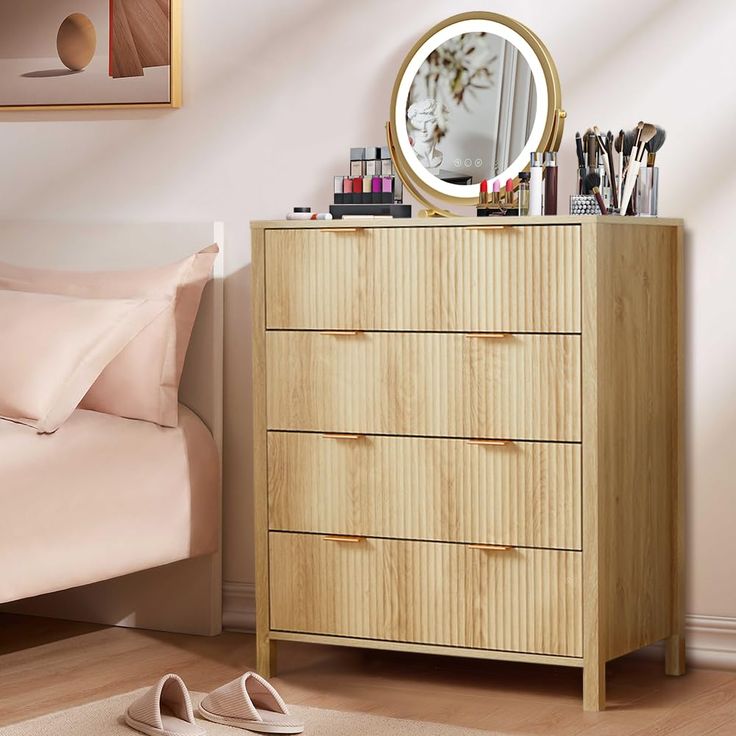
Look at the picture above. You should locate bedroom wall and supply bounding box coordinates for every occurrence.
[1,0,734,652]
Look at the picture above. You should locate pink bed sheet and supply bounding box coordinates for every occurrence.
[0,405,219,604]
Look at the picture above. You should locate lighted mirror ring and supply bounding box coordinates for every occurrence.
[389,12,564,209]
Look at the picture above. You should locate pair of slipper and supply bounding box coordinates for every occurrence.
[125,672,304,735]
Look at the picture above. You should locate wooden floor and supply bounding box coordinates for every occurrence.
[1,615,736,734]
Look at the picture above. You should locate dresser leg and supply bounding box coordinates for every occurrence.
[257,637,277,678]
[665,634,686,676]
[583,660,606,711]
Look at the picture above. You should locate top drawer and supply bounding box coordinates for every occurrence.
[265,225,581,333]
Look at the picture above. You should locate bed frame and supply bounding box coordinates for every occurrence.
[0,221,224,636]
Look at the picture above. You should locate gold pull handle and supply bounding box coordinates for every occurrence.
[319,330,362,336]
[466,225,507,231]
[465,439,512,447]
[321,433,363,441]
[464,333,510,339]
[323,535,365,544]
[319,228,363,233]
[468,544,513,551]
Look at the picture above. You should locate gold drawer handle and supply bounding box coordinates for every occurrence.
[464,333,510,339]
[465,439,512,447]
[319,330,362,336]
[321,433,363,441]
[323,535,365,544]
[319,228,364,233]
[468,544,513,552]
[466,225,507,231]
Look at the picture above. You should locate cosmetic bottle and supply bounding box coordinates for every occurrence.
[350,148,364,177]
[518,171,530,216]
[544,151,558,215]
[364,147,380,177]
[379,146,393,176]
[529,152,544,216]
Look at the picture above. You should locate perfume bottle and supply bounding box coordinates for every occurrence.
[518,171,530,216]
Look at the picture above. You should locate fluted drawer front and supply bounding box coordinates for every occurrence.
[266,332,581,442]
[265,226,581,333]
[268,432,581,550]
[270,533,582,657]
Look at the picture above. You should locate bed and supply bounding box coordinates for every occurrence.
[0,221,224,635]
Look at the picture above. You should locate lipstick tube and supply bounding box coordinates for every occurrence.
[351,176,362,204]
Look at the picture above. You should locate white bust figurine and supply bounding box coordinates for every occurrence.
[407,98,444,175]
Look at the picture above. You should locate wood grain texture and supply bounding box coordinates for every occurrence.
[122,0,170,69]
[265,226,581,333]
[250,227,273,677]
[255,219,684,710]
[110,0,143,78]
[111,0,169,78]
[666,225,686,677]
[581,221,683,708]
[267,332,581,442]
[268,432,581,550]
[269,533,582,657]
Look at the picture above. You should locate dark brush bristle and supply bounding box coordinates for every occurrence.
[583,171,601,194]
[614,129,625,153]
[622,129,637,156]
[645,126,667,154]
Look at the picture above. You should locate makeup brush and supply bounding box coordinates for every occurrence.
[604,130,619,209]
[586,129,597,168]
[584,172,608,215]
[645,126,667,166]
[614,130,625,208]
[594,126,616,210]
[619,129,638,211]
[575,132,585,168]
[620,123,657,216]
[631,121,645,156]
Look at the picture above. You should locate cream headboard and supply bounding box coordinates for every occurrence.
[0,221,224,452]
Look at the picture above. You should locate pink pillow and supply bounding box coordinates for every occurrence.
[0,291,168,434]
[0,245,218,427]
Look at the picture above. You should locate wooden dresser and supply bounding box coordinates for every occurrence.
[250,216,684,710]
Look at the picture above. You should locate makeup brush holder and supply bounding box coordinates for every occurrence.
[576,166,612,208]
[636,166,659,217]
[569,195,603,215]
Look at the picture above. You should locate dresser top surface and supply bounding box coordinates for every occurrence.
[251,215,683,230]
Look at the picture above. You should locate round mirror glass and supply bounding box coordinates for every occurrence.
[391,14,561,205]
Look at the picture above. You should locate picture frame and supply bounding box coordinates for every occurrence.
[0,0,181,111]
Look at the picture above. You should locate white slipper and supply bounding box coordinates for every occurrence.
[199,672,303,734]
[125,674,206,736]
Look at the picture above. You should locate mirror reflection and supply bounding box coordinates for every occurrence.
[407,32,537,185]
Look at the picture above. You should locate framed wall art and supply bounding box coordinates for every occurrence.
[0,0,181,111]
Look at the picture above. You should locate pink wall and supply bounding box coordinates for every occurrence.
[0,0,734,629]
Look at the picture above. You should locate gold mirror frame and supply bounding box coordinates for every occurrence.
[387,11,565,217]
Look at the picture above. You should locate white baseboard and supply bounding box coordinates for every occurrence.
[640,615,736,670]
[220,589,736,671]
[222,581,255,632]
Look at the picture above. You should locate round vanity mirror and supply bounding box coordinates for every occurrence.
[388,12,565,214]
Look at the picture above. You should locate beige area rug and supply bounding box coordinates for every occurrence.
[0,690,502,735]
